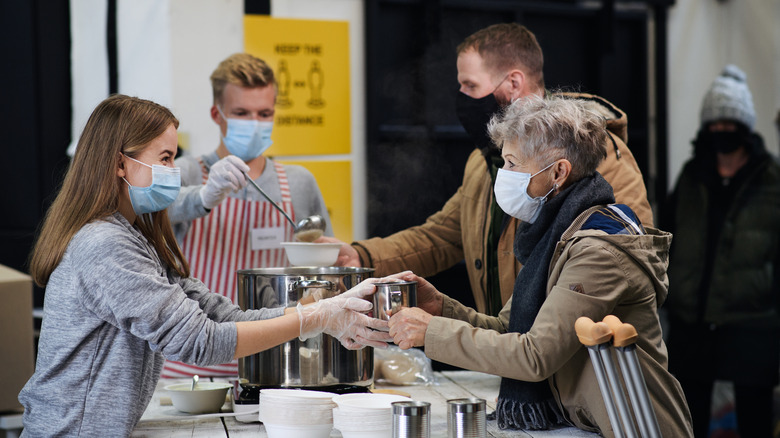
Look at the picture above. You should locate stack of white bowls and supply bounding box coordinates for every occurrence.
[259,389,336,438]
[332,393,412,438]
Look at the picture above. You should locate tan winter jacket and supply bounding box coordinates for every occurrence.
[422,207,692,438]
[353,93,653,314]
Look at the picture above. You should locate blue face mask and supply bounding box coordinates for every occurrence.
[122,155,181,215]
[218,106,273,161]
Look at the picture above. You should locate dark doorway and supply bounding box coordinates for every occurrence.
[0,1,72,308]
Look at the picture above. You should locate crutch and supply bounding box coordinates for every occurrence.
[575,316,638,438]
[602,315,662,438]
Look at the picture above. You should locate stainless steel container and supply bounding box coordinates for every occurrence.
[447,398,486,438]
[236,267,376,389]
[372,280,417,321]
[392,400,431,438]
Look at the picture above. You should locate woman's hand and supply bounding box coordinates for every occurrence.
[296,295,392,350]
[388,307,433,350]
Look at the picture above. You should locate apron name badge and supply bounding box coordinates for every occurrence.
[251,226,286,251]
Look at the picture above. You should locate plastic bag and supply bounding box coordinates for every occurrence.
[374,345,433,386]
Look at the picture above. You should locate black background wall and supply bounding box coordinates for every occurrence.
[0,1,71,307]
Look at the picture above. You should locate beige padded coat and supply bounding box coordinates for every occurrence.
[354,93,653,314]
[422,207,692,437]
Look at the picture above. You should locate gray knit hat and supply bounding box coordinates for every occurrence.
[700,64,755,130]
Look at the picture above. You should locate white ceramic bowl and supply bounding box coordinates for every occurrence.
[260,388,337,401]
[264,422,332,438]
[165,382,232,414]
[332,393,411,411]
[280,242,340,266]
[340,430,391,438]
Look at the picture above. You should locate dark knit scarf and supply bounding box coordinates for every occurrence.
[495,172,615,430]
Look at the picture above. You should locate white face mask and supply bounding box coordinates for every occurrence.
[494,161,556,223]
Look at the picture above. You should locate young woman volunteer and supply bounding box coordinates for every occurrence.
[18,94,391,437]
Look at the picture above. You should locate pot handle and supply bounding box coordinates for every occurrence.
[294,280,335,290]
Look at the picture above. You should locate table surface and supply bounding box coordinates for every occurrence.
[132,371,598,437]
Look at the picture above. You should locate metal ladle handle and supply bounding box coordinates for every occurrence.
[241,171,297,229]
[200,161,297,229]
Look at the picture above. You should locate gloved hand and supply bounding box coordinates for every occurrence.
[303,274,398,303]
[296,295,393,350]
[199,155,250,209]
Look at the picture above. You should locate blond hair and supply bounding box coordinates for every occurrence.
[457,23,544,93]
[30,94,189,286]
[210,53,276,105]
[488,94,607,182]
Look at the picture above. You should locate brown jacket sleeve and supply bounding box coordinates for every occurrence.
[352,185,466,278]
[423,238,640,381]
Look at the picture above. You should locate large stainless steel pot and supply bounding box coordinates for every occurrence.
[236,266,376,389]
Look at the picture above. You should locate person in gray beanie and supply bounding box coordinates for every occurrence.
[663,64,780,438]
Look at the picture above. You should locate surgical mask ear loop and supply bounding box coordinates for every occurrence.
[531,161,558,200]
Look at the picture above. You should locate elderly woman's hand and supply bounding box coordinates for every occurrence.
[383,271,444,316]
[388,307,433,350]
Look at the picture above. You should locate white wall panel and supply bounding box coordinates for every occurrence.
[667,0,780,189]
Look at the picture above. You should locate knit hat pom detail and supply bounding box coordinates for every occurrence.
[700,64,755,130]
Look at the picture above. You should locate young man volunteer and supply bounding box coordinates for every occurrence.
[164,53,333,377]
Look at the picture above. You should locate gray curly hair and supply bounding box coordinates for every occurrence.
[487,95,608,182]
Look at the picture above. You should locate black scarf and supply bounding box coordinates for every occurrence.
[495,173,615,430]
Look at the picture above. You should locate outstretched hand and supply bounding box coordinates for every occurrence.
[381,271,444,316]
[388,307,433,350]
[297,295,392,350]
[315,236,361,267]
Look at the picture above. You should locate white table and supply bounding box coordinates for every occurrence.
[133,371,598,437]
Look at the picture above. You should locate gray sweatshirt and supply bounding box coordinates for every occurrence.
[18,213,284,437]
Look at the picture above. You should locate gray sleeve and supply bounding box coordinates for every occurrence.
[168,155,209,225]
[176,275,286,321]
[285,164,334,236]
[72,224,239,366]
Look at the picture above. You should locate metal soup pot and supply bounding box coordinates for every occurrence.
[236,267,376,389]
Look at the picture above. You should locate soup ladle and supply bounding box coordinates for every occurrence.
[240,171,327,242]
[199,161,326,241]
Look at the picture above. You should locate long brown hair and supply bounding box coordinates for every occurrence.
[30,94,190,286]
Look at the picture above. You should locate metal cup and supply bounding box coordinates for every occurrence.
[447,398,486,438]
[392,400,430,438]
[373,280,417,321]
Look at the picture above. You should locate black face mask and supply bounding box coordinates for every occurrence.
[696,129,747,154]
[455,91,501,150]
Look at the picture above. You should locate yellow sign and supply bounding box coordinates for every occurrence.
[279,159,353,242]
[244,16,351,156]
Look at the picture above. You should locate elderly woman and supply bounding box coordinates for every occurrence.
[388,96,693,437]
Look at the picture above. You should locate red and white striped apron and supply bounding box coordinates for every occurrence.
[161,159,295,378]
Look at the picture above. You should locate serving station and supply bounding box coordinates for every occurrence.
[133,370,599,437]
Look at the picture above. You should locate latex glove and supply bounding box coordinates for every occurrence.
[301,275,394,307]
[296,295,393,350]
[199,155,250,209]
[338,273,413,300]
[316,236,361,267]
